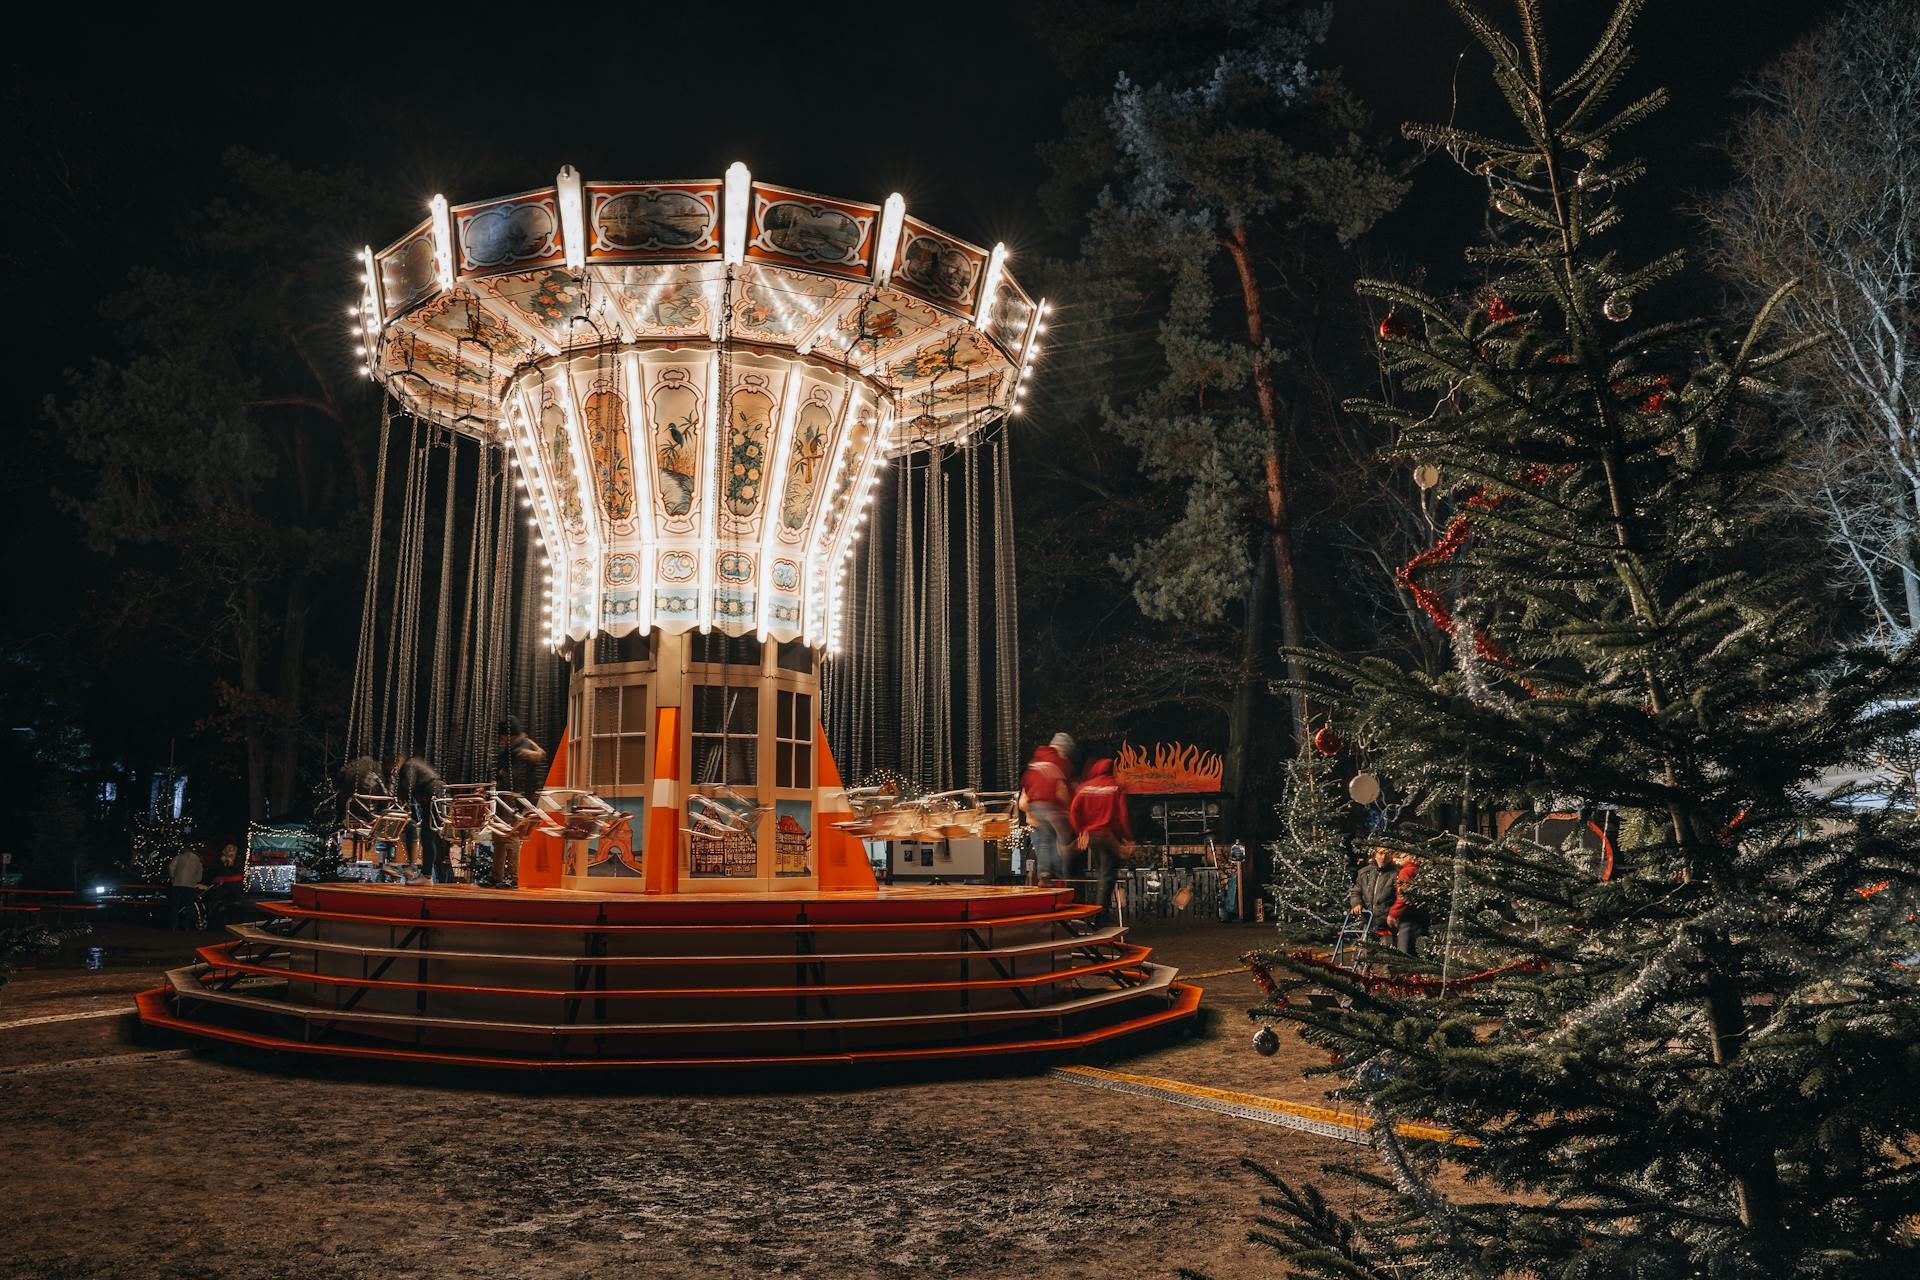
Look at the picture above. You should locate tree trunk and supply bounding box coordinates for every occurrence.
[1223,223,1311,755]
[1227,538,1275,831]
[271,573,309,817]
[239,580,268,822]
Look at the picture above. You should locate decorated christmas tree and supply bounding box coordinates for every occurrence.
[1266,739,1357,935]
[1240,2,1920,1275]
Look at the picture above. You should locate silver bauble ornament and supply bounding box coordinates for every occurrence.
[1602,293,1632,322]
[1253,1025,1281,1057]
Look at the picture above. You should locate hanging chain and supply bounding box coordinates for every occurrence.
[963,438,982,786]
[993,431,1021,788]
[427,432,458,763]
[347,400,395,761]
[898,453,920,784]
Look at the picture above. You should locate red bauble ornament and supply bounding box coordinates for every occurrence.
[1313,724,1345,757]
[1486,296,1516,322]
[1378,314,1411,340]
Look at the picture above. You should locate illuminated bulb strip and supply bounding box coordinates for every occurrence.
[557,371,605,639]
[512,386,566,640]
[622,353,657,634]
[822,402,891,652]
[872,192,906,285]
[722,162,751,266]
[556,165,585,273]
[800,387,863,645]
[361,246,385,324]
[974,242,1008,331]
[756,369,806,640]
[697,353,723,633]
[1008,296,1049,417]
[429,195,455,291]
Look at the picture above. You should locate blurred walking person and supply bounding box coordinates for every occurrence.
[391,753,448,882]
[166,843,204,931]
[1019,732,1077,886]
[1070,758,1134,925]
[491,717,547,886]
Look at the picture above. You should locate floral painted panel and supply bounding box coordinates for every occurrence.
[732,267,845,342]
[581,374,635,532]
[479,269,591,347]
[722,372,775,526]
[828,290,941,366]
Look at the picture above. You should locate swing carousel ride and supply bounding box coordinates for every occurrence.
[139,165,1200,1070]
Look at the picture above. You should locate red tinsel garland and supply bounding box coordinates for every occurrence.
[1244,951,1548,1000]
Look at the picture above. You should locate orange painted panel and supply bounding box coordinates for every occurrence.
[516,734,570,889]
[814,730,877,892]
[644,706,682,895]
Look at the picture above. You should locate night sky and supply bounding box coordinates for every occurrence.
[0,0,1838,799]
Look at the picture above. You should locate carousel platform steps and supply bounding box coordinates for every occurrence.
[220,920,1133,968]
[203,937,1154,995]
[137,882,1201,1071]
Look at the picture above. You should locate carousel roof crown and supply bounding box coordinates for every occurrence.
[350,165,1047,653]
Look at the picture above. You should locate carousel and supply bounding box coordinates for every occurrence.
[137,165,1200,1069]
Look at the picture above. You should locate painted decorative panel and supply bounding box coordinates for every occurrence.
[585,181,721,260]
[831,291,944,367]
[377,224,438,318]
[776,381,844,546]
[454,190,563,275]
[605,264,711,337]
[732,266,846,342]
[643,363,704,535]
[578,370,636,533]
[890,218,986,314]
[745,185,877,278]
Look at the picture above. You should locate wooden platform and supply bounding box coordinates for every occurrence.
[138,883,1200,1071]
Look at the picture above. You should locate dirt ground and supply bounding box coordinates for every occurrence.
[0,917,1377,1280]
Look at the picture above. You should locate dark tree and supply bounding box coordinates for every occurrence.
[1239,3,1920,1276]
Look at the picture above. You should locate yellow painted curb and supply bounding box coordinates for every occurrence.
[1057,1063,1470,1146]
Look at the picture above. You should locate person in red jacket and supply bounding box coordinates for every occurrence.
[1019,733,1077,885]
[1069,758,1134,924]
[1386,854,1427,956]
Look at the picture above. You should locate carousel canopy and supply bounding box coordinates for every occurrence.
[351,165,1046,652]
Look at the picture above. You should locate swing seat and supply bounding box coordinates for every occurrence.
[367,811,411,843]
[439,789,495,840]
[491,793,544,840]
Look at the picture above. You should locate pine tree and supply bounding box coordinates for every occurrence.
[1039,0,1406,809]
[1239,3,1920,1276]
[1267,740,1357,934]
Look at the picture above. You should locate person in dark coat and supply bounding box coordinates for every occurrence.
[391,754,447,882]
[491,718,547,885]
[493,718,547,799]
[1349,845,1399,926]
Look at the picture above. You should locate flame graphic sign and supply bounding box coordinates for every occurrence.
[1113,741,1225,794]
